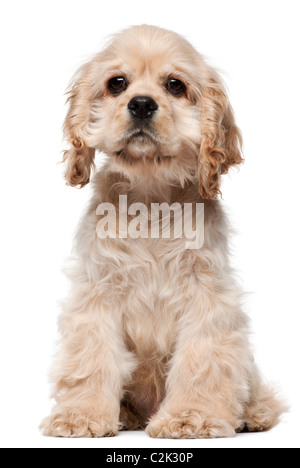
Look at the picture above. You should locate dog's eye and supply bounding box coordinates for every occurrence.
[108,76,128,95]
[166,78,186,97]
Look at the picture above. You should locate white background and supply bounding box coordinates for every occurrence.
[1,0,299,449]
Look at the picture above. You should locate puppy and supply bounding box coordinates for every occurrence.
[41,25,285,438]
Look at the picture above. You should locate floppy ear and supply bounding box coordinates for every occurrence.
[198,71,243,199]
[63,64,96,188]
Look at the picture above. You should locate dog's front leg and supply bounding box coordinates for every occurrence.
[146,278,252,439]
[41,289,136,438]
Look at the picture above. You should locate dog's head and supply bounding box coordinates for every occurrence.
[63,25,242,199]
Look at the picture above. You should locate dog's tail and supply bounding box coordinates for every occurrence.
[243,382,287,432]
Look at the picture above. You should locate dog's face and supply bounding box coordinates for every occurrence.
[96,52,200,169]
[63,25,243,199]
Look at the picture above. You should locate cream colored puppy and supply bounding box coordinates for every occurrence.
[41,25,284,438]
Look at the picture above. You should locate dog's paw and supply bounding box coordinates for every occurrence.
[146,410,236,439]
[40,411,119,438]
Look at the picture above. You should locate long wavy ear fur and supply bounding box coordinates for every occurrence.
[63,65,96,188]
[198,72,243,199]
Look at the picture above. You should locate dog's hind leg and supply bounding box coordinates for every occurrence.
[242,378,287,432]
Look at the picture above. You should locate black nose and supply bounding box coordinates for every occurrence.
[128,96,158,120]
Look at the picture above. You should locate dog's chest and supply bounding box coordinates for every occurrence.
[115,238,189,356]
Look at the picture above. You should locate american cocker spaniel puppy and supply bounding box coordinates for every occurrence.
[41,25,285,438]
